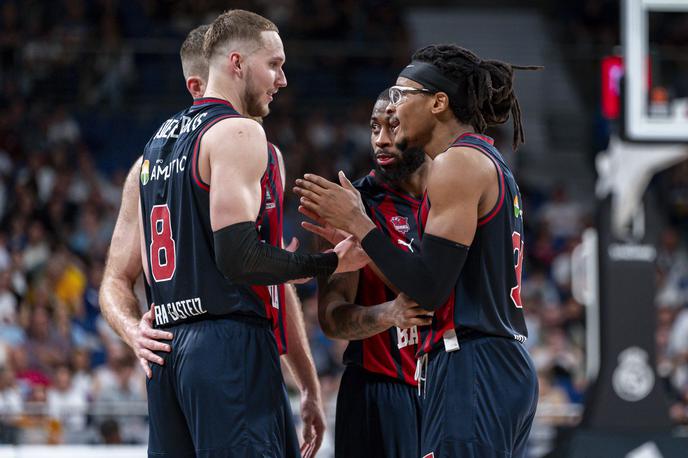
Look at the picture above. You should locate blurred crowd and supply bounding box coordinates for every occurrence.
[0,0,686,450]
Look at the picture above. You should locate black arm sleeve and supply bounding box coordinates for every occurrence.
[360,229,469,311]
[214,221,338,285]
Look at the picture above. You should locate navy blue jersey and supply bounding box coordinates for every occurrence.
[343,171,421,385]
[418,133,527,355]
[139,97,287,351]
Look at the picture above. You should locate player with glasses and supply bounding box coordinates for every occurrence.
[388,85,435,106]
[295,44,541,458]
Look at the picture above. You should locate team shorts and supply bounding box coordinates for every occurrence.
[335,364,421,458]
[147,315,299,458]
[420,336,538,458]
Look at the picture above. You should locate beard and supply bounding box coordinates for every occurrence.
[244,71,269,118]
[372,145,425,184]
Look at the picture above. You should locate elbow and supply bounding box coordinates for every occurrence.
[214,246,251,284]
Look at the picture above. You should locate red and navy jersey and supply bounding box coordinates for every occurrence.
[139,98,287,353]
[418,133,528,356]
[253,143,288,354]
[343,171,422,385]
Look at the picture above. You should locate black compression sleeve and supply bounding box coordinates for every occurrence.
[360,229,469,310]
[214,221,338,285]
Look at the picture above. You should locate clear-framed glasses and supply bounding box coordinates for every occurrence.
[388,85,434,106]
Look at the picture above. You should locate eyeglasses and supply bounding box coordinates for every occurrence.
[388,85,434,106]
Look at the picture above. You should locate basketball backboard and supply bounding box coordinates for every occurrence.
[623,0,688,142]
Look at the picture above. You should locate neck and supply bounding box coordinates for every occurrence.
[425,119,473,159]
[396,161,429,198]
[203,71,245,114]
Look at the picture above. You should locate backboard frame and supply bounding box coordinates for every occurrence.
[623,0,688,142]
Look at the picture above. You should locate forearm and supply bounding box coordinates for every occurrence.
[214,222,338,285]
[99,276,142,348]
[325,301,393,340]
[360,230,468,310]
[281,285,321,398]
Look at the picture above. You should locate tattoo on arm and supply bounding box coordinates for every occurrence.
[318,271,392,340]
[327,300,391,340]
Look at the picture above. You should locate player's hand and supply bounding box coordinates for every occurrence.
[333,235,370,274]
[299,206,350,247]
[294,172,375,240]
[130,308,173,379]
[299,394,326,458]
[384,293,433,329]
[284,237,312,284]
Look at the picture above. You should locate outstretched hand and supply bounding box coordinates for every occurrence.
[294,172,376,240]
[299,205,350,247]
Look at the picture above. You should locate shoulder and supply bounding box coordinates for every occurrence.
[124,156,143,194]
[204,116,265,143]
[127,156,143,182]
[353,172,377,194]
[204,118,267,164]
[428,146,493,202]
[432,146,494,186]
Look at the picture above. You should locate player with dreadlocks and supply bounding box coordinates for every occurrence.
[295,44,540,457]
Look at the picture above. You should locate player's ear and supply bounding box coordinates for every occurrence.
[186,77,205,99]
[229,52,242,75]
[431,92,451,116]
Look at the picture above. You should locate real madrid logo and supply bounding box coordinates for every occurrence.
[612,347,654,402]
[141,160,150,185]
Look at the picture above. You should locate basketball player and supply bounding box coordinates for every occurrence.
[102,13,366,454]
[295,44,539,457]
[309,89,430,458]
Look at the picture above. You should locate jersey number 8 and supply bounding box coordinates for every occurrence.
[150,204,176,282]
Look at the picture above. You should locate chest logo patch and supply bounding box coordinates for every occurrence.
[390,216,410,234]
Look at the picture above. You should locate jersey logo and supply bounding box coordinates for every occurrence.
[390,216,410,234]
[141,160,150,185]
[423,453,435,458]
[265,189,276,210]
[514,196,522,219]
[397,238,414,253]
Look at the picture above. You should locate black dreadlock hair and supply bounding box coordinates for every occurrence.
[411,44,541,150]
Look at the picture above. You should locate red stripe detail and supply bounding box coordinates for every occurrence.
[257,143,288,355]
[419,290,457,355]
[362,334,398,380]
[358,194,419,384]
[418,191,430,238]
[190,114,241,192]
[192,97,235,107]
[453,132,495,145]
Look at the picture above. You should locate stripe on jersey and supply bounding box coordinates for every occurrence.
[249,143,288,354]
[349,173,422,385]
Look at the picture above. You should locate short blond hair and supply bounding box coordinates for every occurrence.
[180,24,210,80]
[203,9,278,60]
